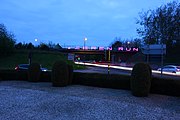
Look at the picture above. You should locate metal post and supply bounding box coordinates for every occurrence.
[108,50,110,74]
[84,40,85,65]
[84,40,85,50]
[161,44,164,77]
[104,50,106,61]
[83,38,87,65]
[28,51,32,64]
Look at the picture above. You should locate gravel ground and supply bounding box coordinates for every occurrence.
[0,81,179,120]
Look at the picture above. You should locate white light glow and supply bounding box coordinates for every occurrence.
[75,62,180,76]
[84,37,87,41]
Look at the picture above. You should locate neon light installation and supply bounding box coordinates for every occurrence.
[67,46,138,52]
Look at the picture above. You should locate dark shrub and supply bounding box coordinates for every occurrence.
[52,61,69,87]
[28,63,41,82]
[16,71,28,80]
[40,71,51,82]
[151,76,180,97]
[131,63,152,97]
[0,24,16,57]
[0,70,27,80]
[73,72,130,89]
[147,64,152,77]
[68,64,73,85]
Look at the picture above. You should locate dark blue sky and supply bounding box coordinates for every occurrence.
[0,0,173,47]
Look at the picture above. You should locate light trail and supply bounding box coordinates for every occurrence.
[75,62,180,76]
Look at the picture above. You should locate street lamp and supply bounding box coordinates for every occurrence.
[127,41,130,48]
[84,37,87,50]
[83,37,87,65]
[34,38,39,47]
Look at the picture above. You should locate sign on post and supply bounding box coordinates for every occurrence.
[141,44,166,55]
[68,53,74,61]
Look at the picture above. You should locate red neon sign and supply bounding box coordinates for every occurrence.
[67,46,139,52]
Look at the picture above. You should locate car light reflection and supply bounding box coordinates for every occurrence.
[75,62,180,76]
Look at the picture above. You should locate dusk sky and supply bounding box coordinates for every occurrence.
[0,0,174,47]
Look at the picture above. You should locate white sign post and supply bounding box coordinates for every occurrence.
[68,53,74,61]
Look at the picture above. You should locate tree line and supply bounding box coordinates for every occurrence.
[0,24,15,57]
[0,23,62,57]
[15,42,62,51]
[111,0,179,57]
[136,1,179,47]
[110,37,141,50]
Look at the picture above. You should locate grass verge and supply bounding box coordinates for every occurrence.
[0,50,85,70]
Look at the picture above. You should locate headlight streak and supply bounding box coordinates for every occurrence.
[75,62,180,76]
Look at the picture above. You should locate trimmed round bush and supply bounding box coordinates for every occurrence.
[52,61,69,87]
[68,64,73,85]
[28,63,41,82]
[130,63,152,97]
[147,64,152,77]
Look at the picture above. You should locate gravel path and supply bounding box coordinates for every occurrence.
[0,81,179,120]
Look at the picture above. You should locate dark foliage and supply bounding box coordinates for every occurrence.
[130,63,152,97]
[51,61,69,87]
[0,24,16,57]
[73,72,130,89]
[112,41,123,51]
[39,43,50,51]
[151,76,180,97]
[39,71,51,82]
[28,63,41,82]
[68,64,73,85]
[15,42,23,49]
[0,69,179,96]
[136,1,180,47]
[0,70,27,80]
[27,43,34,49]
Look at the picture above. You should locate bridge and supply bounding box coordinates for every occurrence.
[58,46,139,63]
[52,44,168,66]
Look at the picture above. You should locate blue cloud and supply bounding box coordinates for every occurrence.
[0,0,174,47]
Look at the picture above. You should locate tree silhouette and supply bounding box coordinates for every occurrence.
[0,23,16,57]
[136,1,180,47]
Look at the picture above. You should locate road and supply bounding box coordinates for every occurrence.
[75,66,130,75]
[74,62,180,80]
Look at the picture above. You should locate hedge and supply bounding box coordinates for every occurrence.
[0,70,179,96]
[73,72,130,89]
[0,70,51,82]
